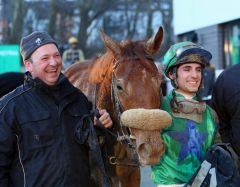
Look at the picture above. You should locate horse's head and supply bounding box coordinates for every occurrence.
[99,26,172,165]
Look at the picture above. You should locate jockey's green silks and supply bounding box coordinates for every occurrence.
[151,90,217,185]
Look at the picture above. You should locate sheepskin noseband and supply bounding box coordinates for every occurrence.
[120,108,172,130]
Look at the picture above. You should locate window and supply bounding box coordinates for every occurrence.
[223,21,240,68]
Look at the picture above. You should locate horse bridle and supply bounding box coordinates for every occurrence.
[92,71,135,149]
[91,61,139,167]
[95,55,157,167]
[111,73,136,146]
[101,58,142,167]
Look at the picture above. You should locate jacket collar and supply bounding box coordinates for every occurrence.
[24,71,78,103]
[24,71,65,88]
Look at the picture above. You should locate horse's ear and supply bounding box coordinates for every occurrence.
[99,29,121,55]
[146,26,164,55]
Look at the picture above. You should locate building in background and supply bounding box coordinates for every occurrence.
[173,0,240,70]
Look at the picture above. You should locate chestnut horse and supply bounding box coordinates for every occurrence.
[64,26,171,187]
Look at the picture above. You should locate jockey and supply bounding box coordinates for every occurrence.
[151,41,218,187]
[62,36,85,70]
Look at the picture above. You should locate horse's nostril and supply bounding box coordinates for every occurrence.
[138,143,152,159]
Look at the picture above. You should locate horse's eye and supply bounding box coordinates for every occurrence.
[115,78,124,91]
[116,84,123,91]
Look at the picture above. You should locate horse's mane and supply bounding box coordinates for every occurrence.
[89,50,114,83]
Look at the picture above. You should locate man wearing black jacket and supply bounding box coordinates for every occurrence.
[212,63,240,156]
[0,31,112,187]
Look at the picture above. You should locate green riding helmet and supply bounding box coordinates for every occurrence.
[162,41,212,77]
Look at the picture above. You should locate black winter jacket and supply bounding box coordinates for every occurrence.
[212,63,240,156]
[0,73,93,187]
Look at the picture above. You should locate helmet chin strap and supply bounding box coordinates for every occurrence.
[170,67,179,89]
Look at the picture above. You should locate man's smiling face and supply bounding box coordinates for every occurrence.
[24,43,62,86]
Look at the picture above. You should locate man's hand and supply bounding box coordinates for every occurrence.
[94,109,113,128]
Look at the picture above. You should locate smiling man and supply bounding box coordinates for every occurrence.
[0,31,112,187]
[151,41,217,187]
[25,43,62,85]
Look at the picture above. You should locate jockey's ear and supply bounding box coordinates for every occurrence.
[99,28,121,56]
[146,26,163,55]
